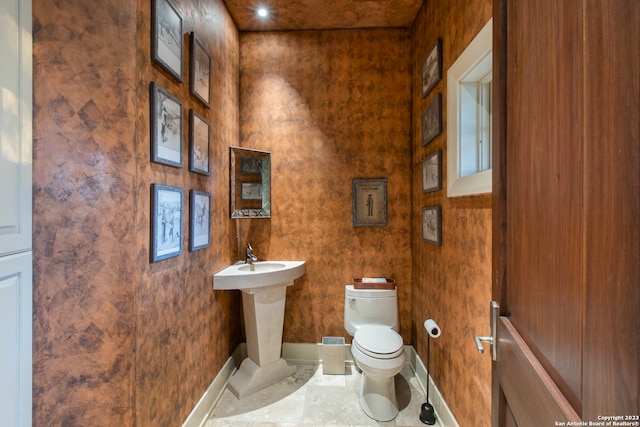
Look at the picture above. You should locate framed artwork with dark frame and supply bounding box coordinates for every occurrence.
[352,178,387,227]
[151,184,183,262]
[422,38,442,98]
[151,0,183,82]
[189,109,210,175]
[422,150,442,193]
[151,82,183,168]
[189,190,210,251]
[422,93,442,146]
[422,205,442,246]
[189,32,211,107]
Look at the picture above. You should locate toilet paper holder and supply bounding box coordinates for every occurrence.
[475,301,499,361]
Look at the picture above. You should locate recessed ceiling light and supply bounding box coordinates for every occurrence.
[257,7,269,18]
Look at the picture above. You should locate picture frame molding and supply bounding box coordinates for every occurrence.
[151,0,184,82]
[151,183,184,262]
[189,109,210,175]
[422,205,442,246]
[352,178,388,227]
[422,38,443,98]
[189,31,211,107]
[189,189,211,251]
[150,82,183,168]
[422,149,443,193]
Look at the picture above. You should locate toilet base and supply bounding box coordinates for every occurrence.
[359,373,399,422]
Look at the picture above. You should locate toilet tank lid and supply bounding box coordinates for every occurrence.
[345,284,396,298]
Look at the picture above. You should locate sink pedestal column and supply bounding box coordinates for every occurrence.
[228,283,296,398]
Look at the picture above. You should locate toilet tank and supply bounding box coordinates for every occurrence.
[344,285,399,336]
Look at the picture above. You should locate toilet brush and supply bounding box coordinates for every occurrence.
[420,319,440,425]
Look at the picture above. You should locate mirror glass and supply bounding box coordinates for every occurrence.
[230,147,271,218]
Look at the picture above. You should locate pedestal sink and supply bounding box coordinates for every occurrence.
[213,260,305,398]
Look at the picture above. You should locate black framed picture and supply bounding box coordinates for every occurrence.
[151,82,183,168]
[189,190,210,251]
[151,0,183,82]
[189,32,211,107]
[422,150,442,193]
[422,93,442,146]
[422,38,442,98]
[189,109,210,175]
[352,178,387,227]
[151,184,183,262]
[422,205,442,246]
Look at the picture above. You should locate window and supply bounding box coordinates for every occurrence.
[447,19,493,197]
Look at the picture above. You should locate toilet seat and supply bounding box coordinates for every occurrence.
[353,325,403,359]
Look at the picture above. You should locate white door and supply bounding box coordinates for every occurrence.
[0,0,33,425]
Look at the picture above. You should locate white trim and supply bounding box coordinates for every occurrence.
[181,346,244,427]
[184,343,459,427]
[447,18,493,198]
[412,346,461,427]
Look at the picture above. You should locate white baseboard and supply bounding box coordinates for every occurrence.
[412,348,460,427]
[182,343,458,427]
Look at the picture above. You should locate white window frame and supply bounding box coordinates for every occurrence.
[447,18,493,197]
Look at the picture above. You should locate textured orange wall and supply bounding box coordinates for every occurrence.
[411,1,493,426]
[238,29,413,344]
[32,0,241,425]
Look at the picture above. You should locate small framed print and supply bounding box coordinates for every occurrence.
[189,190,210,251]
[422,38,442,98]
[422,150,442,193]
[151,82,183,168]
[190,32,211,107]
[189,110,210,175]
[352,178,387,227]
[151,0,183,82]
[241,182,262,201]
[422,206,442,246]
[151,184,183,262]
[422,93,442,146]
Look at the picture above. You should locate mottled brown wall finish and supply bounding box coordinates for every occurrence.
[238,30,413,344]
[33,0,241,425]
[411,1,493,427]
[134,0,240,425]
[33,0,138,424]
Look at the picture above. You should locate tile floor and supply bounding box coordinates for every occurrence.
[205,363,445,427]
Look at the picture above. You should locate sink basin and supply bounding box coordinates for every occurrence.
[213,260,305,291]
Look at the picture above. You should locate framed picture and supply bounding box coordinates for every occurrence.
[151,0,183,82]
[422,93,442,146]
[189,190,210,251]
[422,150,442,193]
[241,182,262,201]
[151,184,183,262]
[422,38,442,98]
[352,178,387,227]
[422,206,442,246]
[151,82,183,167]
[189,109,210,175]
[189,32,211,107]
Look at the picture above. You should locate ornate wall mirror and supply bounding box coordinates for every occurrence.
[230,147,271,218]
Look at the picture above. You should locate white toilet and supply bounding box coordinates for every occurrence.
[344,285,406,422]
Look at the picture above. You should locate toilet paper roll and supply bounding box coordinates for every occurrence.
[424,319,441,338]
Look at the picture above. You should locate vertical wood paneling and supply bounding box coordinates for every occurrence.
[582,0,640,418]
[506,0,584,412]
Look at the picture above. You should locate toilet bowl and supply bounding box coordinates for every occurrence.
[344,285,405,422]
[351,324,405,421]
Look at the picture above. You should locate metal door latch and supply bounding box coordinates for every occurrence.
[475,301,499,361]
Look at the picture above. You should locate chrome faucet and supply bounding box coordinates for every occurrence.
[245,244,257,269]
